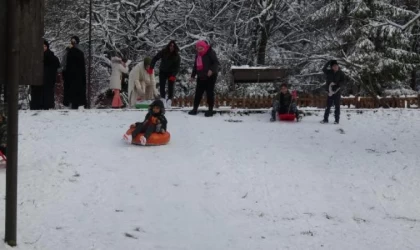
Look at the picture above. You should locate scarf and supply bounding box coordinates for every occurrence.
[196,40,210,71]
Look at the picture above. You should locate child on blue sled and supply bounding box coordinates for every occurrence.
[270,83,303,122]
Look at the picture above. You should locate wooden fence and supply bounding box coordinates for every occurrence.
[172,94,420,109]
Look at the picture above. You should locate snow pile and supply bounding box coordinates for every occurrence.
[1,109,420,250]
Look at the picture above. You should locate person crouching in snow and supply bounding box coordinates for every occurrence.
[126,99,167,145]
[109,56,129,108]
[128,57,158,107]
[270,83,302,122]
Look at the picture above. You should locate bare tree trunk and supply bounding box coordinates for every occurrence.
[257,27,268,65]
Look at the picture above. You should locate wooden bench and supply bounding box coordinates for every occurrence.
[230,66,289,91]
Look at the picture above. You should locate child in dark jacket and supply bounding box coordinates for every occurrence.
[270,83,302,122]
[128,99,167,145]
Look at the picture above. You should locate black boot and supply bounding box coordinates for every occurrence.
[188,109,198,115]
[270,110,276,122]
[204,110,214,117]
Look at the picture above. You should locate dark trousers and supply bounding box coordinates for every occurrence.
[30,85,55,110]
[71,103,79,109]
[0,146,6,155]
[323,94,341,122]
[159,72,175,100]
[132,122,156,140]
[193,77,216,111]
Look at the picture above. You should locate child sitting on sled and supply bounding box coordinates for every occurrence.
[125,99,167,145]
[270,83,303,122]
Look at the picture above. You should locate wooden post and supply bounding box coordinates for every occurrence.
[2,1,44,246]
[87,0,93,108]
[4,0,19,245]
[418,94,420,108]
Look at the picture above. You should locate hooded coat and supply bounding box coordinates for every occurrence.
[128,61,158,106]
[143,99,167,131]
[109,57,129,90]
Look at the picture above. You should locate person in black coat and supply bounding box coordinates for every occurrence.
[30,40,60,110]
[188,40,220,117]
[150,40,181,107]
[321,60,346,124]
[62,36,87,109]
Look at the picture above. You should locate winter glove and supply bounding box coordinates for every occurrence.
[146,68,154,75]
[168,76,176,82]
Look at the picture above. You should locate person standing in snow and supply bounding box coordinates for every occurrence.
[188,40,220,117]
[321,60,345,124]
[30,40,61,110]
[150,40,181,108]
[127,57,158,107]
[62,36,87,109]
[109,56,129,108]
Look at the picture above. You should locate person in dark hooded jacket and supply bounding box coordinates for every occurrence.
[30,40,61,110]
[128,99,168,145]
[150,40,181,108]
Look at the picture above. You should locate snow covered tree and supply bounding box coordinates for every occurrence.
[41,0,420,104]
[306,0,420,97]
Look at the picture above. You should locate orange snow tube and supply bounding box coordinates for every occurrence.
[126,124,171,146]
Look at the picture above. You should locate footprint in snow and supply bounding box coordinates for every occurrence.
[337,128,345,134]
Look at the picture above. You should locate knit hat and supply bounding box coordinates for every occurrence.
[330,60,338,67]
[143,57,152,67]
[71,36,80,44]
[43,40,50,49]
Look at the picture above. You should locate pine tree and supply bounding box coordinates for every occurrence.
[308,0,420,97]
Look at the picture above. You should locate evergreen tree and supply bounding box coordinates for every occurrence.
[308,0,420,96]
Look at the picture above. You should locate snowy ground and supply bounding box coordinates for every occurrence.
[1,109,420,250]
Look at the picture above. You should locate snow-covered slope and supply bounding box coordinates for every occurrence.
[1,109,420,250]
